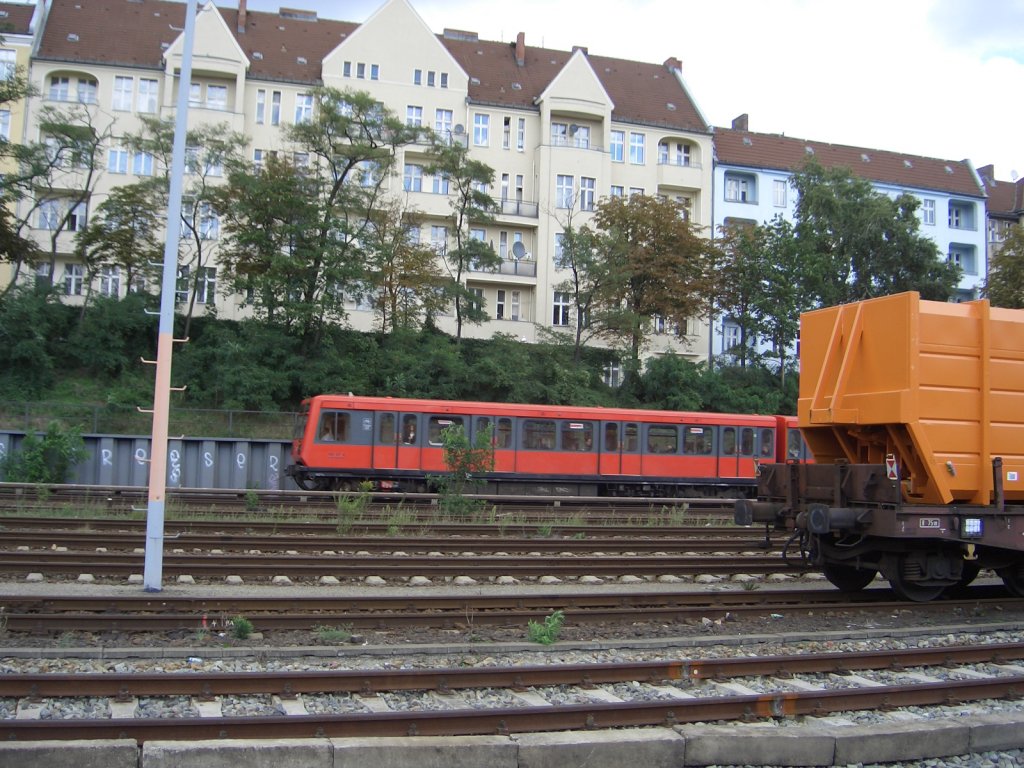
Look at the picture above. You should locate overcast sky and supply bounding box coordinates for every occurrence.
[246,0,1023,181]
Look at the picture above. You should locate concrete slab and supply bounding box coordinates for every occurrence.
[0,739,137,768]
[142,738,332,768]
[517,728,684,768]
[676,722,835,767]
[833,719,970,764]
[968,712,1024,752]
[332,735,516,768]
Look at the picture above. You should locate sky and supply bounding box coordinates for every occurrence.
[246,0,1023,181]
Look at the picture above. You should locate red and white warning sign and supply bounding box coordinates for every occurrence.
[885,454,899,481]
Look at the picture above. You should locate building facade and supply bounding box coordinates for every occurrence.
[9,0,714,364]
[712,114,988,357]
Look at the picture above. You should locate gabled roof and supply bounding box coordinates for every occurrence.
[34,0,708,133]
[0,2,34,36]
[715,127,984,199]
[977,165,1024,217]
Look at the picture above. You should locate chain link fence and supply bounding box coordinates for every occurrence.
[0,401,299,440]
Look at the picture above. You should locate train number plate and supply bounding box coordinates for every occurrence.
[919,518,942,529]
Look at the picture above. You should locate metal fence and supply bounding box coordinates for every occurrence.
[0,402,298,440]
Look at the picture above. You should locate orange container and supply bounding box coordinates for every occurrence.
[798,292,1024,505]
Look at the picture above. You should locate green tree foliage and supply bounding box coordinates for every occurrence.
[0,422,88,483]
[0,62,38,280]
[0,286,74,397]
[791,159,961,305]
[66,293,155,378]
[985,225,1024,309]
[590,195,714,386]
[424,134,500,341]
[434,422,494,515]
[553,221,613,362]
[216,88,420,351]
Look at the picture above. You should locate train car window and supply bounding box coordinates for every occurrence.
[427,416,465,446]
[378,412,397,444]
[316,410,349,443]
[721,427,736,456]
[475,416,492,444]
[523,419,556,450]
[759,428,775,458]
[401,414,418,445]
[561,421,594,452]
[624,423,639,452]
[647,425,678,454]
[683,426,713,455]
[604,423,619,452]
[739,427,755,456]
[496,418,513,449]
[787,429,803,460]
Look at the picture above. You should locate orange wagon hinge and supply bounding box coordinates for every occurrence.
[810,303,863,424]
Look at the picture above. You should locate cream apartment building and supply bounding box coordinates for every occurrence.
[15,0,714,363]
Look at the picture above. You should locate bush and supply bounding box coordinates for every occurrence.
[0,421,88,483]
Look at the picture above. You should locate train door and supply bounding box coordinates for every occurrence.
[396,413,421,470]
[717,425,756,478]
[371,411,400,470]
[422,414,466,472]
[474,416,515,473]
[599,422,641,476]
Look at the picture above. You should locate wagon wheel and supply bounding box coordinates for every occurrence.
[821,562,877,593]
[997,561,1024,597]
[294,475,319,491]
[887,554,947,602]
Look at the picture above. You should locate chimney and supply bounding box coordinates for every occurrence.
[515,31,525,67]
[663,56,681,72]
[731,113,749,131]
[237,0,247,33]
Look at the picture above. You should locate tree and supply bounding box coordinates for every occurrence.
[791,159,961,305]
[589,194,713,384]
[361,197,447,332]
[126,117,246,336]
[552,211,614,362]
[985,224,1024,309]
[217,87,420,351]
[0,56,38,283]
[424,134,500,342]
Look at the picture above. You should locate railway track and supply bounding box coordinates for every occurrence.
[3,642,1023,741]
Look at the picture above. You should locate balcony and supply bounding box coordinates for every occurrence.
[470,257,536,279]
[494,198,539,218]
[657,158,703,191]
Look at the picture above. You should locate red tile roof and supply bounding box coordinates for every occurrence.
[714,127,984,198]
[35,0,707,132]
[977,166,1024,217]
[0,2,34,36]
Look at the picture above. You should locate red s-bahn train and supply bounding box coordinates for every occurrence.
[287,395,809,496]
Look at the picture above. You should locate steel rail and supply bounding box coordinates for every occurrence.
[1,677,1022,742]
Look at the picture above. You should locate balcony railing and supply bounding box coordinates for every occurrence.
[494,198,539,218]
[471,257,536,278]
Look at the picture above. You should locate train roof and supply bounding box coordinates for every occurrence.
[306,394,779,426]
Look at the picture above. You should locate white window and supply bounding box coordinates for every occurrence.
[498,231,508,259]
[573,125,590,149]
[343,62,352,78]
[108,146,129,174]
[112,76,133,111]
[38,200,60,230]
[610,185,624,198]
[725,175,752,203]
[923,199,935,226]
[99,266,120,297]
[473,113,489,146]
[197,267,216,304]
[132,151,154,176]
[49,76,70,101]
[270,91,281,125]
[175,265,189,304]
[0,109,8,141]
[629,187,644,197]
[773,179,787,207]
[552,291,570,326]
[551,123,568,146]
[370,64,380,80]
[295,93,313,124]
[406,105,422,127]
[510,290,520,321]
[255,89,266,124]
[0,49,14,81]
[503,116,511,149]
[500,173,510,201]
[470,227,486,242]
[357,63,366,79]
[554,232,564,261]
[253,148,264,172]
[435,108,453,134]
[206,84,227,111]
[603,362,621,388]
[517,118,525,151]
[64,263,84,296]
[724,324,741,350]
[432,172,449,195]
[77,79,97,104]
[413,68,422,85]
[610,130,624,162]
[188,82,201,107]
[496,289,506,319]
[580,177,596,211]
[427,71,435,87]
[629,132,645,164]
[137,79,158,113]
[403,164,423,192]
[515,174,524,202]
[68,201,87,232]
[440,72,448,88]
[556,175,574,209]
[198,203,218,240]
[430,225,447,254]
